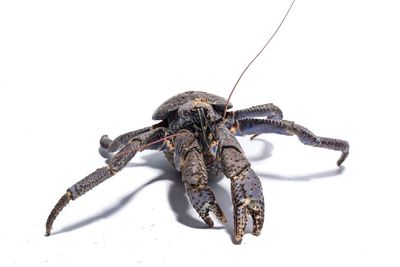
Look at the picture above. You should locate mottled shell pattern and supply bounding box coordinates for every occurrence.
[152,91,233,120]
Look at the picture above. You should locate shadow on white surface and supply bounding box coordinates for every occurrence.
[258,167,345,181]
[51,171,166,236]
[242,138,346,181]
[246,138,274,161]
[54,139,345,240]
[53,149,223,236]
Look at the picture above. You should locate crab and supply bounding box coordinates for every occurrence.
[45,90,349,241]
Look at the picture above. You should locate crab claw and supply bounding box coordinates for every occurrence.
[185,185,227,227]
[231,167,265,242]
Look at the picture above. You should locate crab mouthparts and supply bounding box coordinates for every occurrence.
[195,108,217,152]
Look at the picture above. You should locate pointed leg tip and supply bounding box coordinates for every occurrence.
[337,151,349,166]
[45,231,50,237]
[250,134,259,141]
[337,156,344,166]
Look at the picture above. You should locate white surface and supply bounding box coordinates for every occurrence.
[1,0,399,266]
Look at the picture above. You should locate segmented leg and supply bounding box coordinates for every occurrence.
[225,103,283,124]
[100,121,165,152]
[217,125,264,241]
[174,130,226,227]
[45,127,167,236]
[235,118,349,166]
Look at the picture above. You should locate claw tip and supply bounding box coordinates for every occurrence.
[234,235,243,242]
[253,230,261,236]
[204,217,214,228]
[219,215,227,224]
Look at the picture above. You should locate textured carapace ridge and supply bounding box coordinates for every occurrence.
[152,91,233,120]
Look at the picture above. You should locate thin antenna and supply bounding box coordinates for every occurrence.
[223,0,296,118]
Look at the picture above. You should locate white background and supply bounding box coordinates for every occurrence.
[1,0,399,266]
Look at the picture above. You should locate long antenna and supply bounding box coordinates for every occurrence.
[223,0,296,118]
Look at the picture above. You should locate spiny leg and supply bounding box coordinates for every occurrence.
[100,126,150,152]
[174,130,226,227]
[217,125,264,241]
[235,118,349,166]
[100,121,165,152]
[46,127,167,236]
[225,103,283,123]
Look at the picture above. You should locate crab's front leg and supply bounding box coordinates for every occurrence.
[174,130,226,227]
[45,127,167,236]
[217,125,264,242]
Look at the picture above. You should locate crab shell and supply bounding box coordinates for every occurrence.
[152,91,233,120]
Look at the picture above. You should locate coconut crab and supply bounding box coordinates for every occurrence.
[45,0,349,241]
[45,90,349,241]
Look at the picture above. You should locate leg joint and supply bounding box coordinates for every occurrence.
[220,147,251,178]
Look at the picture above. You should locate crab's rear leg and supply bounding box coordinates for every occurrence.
[217,125,265,242]
[235,118,349,166]
[225,104,283,140]
[174,130,226,227]
[225,103,283,123]
[45,127,167,236]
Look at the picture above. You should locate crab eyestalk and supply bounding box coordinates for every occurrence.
[45,191,72,236]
